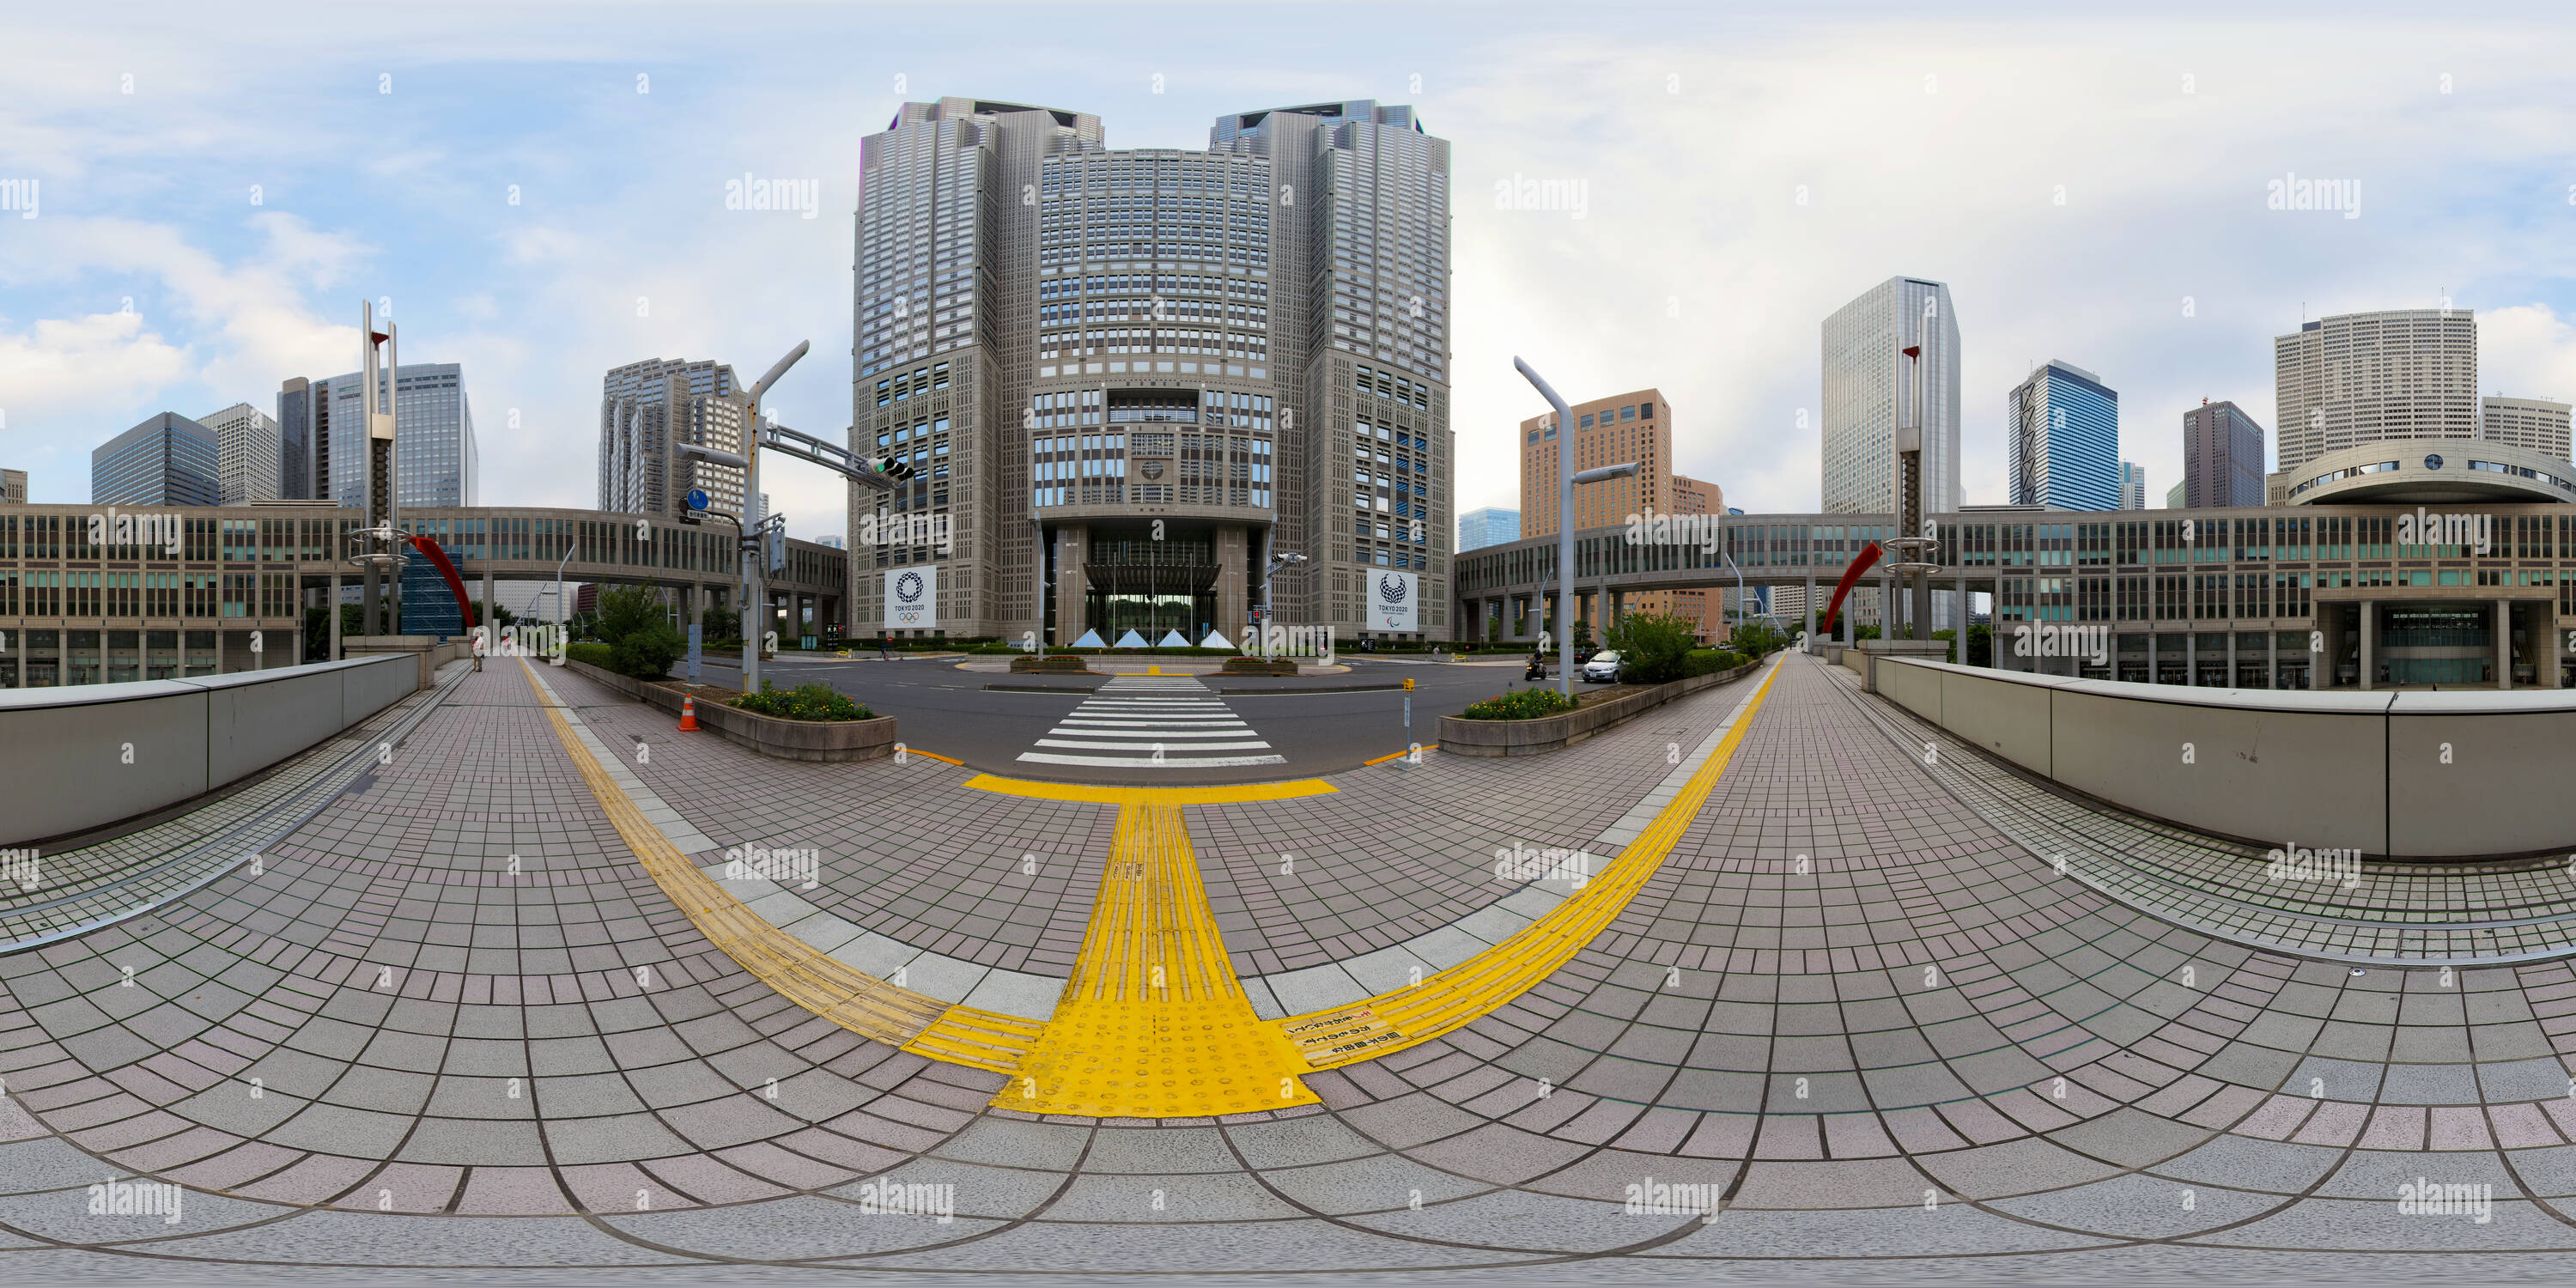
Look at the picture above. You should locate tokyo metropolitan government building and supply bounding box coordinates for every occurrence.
[850,97,1452,645]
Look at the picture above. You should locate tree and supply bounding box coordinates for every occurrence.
[1572,619,1595,653]
[1604,611,1698,684]
[475,600,518,629]
[593,583,683,678]
[305,604,365,660]
[1728,618,1791,657]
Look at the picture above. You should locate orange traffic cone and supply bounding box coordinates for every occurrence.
[678,694,700,732]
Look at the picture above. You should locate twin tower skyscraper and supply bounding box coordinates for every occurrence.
[848,97,1453,646]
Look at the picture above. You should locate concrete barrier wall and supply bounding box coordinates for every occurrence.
[2385,692,2576,856]
[0,654,418,848]
[1881,657,2453,855]
[1934,665,2060,775]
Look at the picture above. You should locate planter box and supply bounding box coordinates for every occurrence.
[1220,657,1299,676]
[564,659,898,762]
[1436,660,1759,757]
[1009,655,1098,674]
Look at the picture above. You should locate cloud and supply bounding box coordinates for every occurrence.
[2480,304,2576,407]
[0,310,186,423]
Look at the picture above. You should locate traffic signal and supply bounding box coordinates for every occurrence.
[877,455,916,482]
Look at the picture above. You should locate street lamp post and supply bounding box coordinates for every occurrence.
[1515,357,1583,699]
[737,341,809,695]
[1261,550,1305,659]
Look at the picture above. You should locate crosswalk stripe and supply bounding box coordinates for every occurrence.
[1036,738,1273,751]
[1018,751,1285,768]
[1020,675,1281,769]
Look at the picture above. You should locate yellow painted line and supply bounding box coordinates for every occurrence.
[991,799,1318,1117]
[1270,656,1785,1070]
[1363,744,1440,767]
[962,773,1336,805]
[904,748,965,766]
[512,658,959,1052]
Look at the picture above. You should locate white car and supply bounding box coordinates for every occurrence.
[1580,651,1624,683]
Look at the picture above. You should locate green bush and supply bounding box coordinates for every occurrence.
[1728,619,1791,657]
[732,680,873,722]
[1457,688,1581,721]
[1604,611,1698,685]
[1683,648,1748,677]
[564,641,613,670]
[612,621,686,679]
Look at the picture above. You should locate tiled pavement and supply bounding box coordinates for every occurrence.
[7,653,2576,1278]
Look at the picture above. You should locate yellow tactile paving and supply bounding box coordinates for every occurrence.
[981,795,1321,1116]
[513,659,951,1051]
[518,653,1782,1115]
[1271,656,1786,1070]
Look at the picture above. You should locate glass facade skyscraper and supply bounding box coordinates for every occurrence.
[1822,276,1960,518]
[1457,507,1519,551]
[2007,359,2120,511]
[2183,399,2267,508]
[307,362,477,509]
[90,413,218,507]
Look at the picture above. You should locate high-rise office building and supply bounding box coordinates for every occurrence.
[91,413,219,507]
[2006,360,2119,511]
[2274,308,2477,473]
[282,363,477,508]
[2480,396,2573,459]
[2119,460,2147,510]
[2166,479,2185,508]
[598,358,749,521]
[1517,390,1716,634]
[0,468,25,505]
[2182,398,2267,508]
[850,96,1452,643]
[1822,276,1960,517]
[276,377,316,500]
[196,401,282,505]
[1456,507,1519,551]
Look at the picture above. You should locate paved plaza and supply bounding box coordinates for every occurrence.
[6,652,2576,1280]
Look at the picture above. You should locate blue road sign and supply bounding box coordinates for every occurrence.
[686,488,709,510]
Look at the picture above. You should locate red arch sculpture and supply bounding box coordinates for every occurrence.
[403,533,479,632]
[1819,541,1882,637]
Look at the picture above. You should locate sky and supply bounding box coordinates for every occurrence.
[3,1,2573,539]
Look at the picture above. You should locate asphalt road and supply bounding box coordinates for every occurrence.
[690,653,1589,784]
